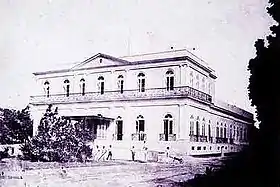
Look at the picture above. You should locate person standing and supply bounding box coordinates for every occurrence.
[142,141,148,162]
[100,146,107,161]
[131,146,136,161]
[165,147,170,163]
[107,145,113,160]
[94,145,101,161]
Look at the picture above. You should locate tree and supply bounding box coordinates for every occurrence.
[20,105,92,162]
[0,106,33,144]
[247,0,280,185]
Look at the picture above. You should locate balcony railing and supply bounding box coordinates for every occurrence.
[159,133,176,141]
[30,86,212,105]
[190,135,208,142]
[216,137,228,144]
[131,133,147,141]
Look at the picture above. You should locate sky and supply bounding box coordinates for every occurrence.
[0,0,274,117]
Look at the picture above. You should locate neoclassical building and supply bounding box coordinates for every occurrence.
[29,49,254,157]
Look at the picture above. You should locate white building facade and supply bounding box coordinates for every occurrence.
[29,49,253,158]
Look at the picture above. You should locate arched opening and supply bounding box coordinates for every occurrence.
[196,121,200,136]
[135,115,145,141]
[117,75,124,94]
[166,70,174,91]
[44,81,50,97]
[116,116,123,140]
[64,79,70,97]
[208,120,212,142]
[137,73,145,92]
[98,76,105,94]
[190,115,194,136]
[163,114,174,141]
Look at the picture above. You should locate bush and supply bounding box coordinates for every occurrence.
[20,105,92,162]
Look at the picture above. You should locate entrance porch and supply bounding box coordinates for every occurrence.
[64,115,114,141]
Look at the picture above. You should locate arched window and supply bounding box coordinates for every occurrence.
[190,71,194,87]
[117,75,124,94]
[202,118,206,136]
[64,79,70,97]
[116,116,123,140]
[233,126,236,140]
[136,115,145,133]
[208,120,211,136]
[224,125,227,139]
[138,73,145,92]
[163,114,174,141]
[190,115,194,135]
[196,117,200,136]
[202,77,205,92]
[208,120,212,142]
[136,115,145,141]
[237,127,239,140]
[166,70,174,91]
[195,74,200,89]
[44,81,50,97]
[98,76,105,94]
[80,78,85,96]
[216,122,219,138]
[220,126,223,138]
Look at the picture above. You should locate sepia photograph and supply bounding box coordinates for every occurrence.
[0,0,278,186]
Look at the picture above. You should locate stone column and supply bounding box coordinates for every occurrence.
[110,70,115,91]
[123,105,132,142]
[178,104,187,140]
[180,64,187,87]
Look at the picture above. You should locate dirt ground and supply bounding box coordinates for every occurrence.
[0,157,224,187]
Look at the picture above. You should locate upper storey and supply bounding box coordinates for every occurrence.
[31,49,217,106]
[30,49,253,121]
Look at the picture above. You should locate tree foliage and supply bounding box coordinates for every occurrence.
[247,0,280,185]
[0,106,33,144]
[20,105,92,162]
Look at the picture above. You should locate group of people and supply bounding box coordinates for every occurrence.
[91,143,183,163]
[130,141,148,162]
[92,145,113,161]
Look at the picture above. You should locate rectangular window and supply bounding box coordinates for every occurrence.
[224,128,226,138]
[220,128,223,138]
[202,124,205,136]
[190,121,194,135]
[97,124,107,139]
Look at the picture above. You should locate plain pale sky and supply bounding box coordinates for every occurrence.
[0,0,274,116]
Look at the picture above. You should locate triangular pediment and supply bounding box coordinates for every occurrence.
[71,53,131,70]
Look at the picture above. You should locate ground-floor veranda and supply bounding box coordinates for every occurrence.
[57,115,246,160]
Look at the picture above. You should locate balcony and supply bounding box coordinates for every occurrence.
[131,133,146,141]
[30,86,212,105]
[216,137,228,144]
[159,133,176,141]
[190,135,208,142]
